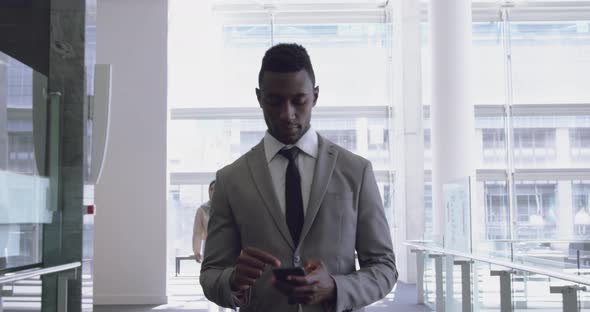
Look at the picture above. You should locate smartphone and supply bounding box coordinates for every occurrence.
[273,267,306,281]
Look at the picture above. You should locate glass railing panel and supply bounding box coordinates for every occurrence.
[0,51,54,273]
[477,263,504,311]
[443,177,473,254]
[473,240,514,260]
[512,241,580,274]
[580,287,590,311]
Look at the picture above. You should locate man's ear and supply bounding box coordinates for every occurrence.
[313,86,319,107]
[256,88,262,107]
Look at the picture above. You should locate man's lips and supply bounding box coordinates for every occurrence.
[282,125,300,132]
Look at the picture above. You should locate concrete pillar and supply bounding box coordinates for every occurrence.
[392,0,424,283]
[94,0,168,305]
[430,0,476,241]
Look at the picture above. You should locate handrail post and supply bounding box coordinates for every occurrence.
[411,249,426,304]
[550,285,585,312]
[57,269,78,312]
[491,269,514,312]
[455,259,474,312]
[445,255,456,312]
[1,283,14,312]
[429,253,445,312]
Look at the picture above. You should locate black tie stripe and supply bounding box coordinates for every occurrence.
[278,147,304,247]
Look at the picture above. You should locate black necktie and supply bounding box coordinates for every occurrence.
[279,147,304,246]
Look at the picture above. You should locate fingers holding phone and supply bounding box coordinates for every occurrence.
[272,260,336,307]
[271,267,306,305]
[230,247,281,291]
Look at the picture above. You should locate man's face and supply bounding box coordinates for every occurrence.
[256,70,319,145]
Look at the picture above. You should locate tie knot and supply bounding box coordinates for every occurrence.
[278,147,300,162]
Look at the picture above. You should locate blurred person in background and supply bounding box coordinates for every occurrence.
[193,180,216,263]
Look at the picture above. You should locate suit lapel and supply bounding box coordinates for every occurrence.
[299,135,338,247]
[246,142,295,250]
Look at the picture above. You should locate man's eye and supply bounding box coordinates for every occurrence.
[265,97,282,106]
[293,97,306,105]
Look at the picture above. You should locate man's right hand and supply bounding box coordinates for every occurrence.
[230,247,281,291]
[195,253,202,263]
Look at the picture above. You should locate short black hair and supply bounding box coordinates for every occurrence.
[209,180,216,189]
[258,43,316,87]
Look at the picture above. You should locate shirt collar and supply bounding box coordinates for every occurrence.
[264,127,318,163]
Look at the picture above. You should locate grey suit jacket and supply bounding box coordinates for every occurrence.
[200,135,398,312]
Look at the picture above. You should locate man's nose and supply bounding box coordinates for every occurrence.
[279,101,296,120]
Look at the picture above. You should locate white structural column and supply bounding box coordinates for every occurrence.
[392,0,424,283]
[430,0,476,241]
[94,0,168,305]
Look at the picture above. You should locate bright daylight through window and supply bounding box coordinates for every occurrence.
[168,0,590,309]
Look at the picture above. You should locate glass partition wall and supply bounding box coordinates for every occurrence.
[419,1,590,310]
[0,0,90,311]
[421,2,590,254]
[0,52,51,273]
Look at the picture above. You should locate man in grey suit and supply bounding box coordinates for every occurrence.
[200,43,397,312]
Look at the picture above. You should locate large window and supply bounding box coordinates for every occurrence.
[510,21,590,104]
[421,6,590,245]
[167,0,394,275]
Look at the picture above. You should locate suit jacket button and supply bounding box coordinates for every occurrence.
[294,255,301,264]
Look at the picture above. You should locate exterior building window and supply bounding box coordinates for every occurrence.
[482,128,506,165]
[8,133,35,174]
[320,129,357,151]
[573,182,590,237]
[239,130,265,155]
[484,182,510,240]
[7,57,33,109]
[515,182,557,239]
[570,128,590,163]
[512,128,556,166]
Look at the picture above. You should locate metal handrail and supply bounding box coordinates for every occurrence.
[405,242,590,287]
[0,262,81,285]
[486,239,590,244]
[406,239,590,244]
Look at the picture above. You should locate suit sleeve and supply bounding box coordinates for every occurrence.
[199,170,245,309]
[332,162,398,311]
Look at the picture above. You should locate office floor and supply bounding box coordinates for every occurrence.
[93,279,431,312]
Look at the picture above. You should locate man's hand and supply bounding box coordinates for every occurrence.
[230,247,281,291]
[272,260,336,308]
[195,253,202,263]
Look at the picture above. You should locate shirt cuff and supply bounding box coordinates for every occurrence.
[223,267,251,307]
[230,288,250,307]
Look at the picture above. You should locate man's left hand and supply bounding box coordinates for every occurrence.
[272,260,336,307]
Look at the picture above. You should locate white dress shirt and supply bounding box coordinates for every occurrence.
[264,127,318,217]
